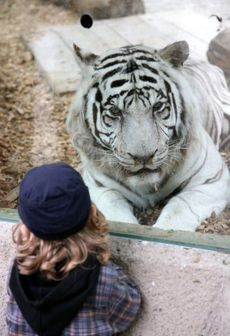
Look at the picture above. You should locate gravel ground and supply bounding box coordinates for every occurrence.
[0,0,229,234]
[0,0,79,206]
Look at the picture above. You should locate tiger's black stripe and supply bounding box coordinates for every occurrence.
[95,88,103,103]
[100,53,127,63]
[201,166,224,185]
[102,67,123,82]
[168,148,209,196]
[96,59,126,70]
[111,79,128,88]
[142,63,159,75]
[139,75,157,84]
[124,60,139,73]
[93,103,99,135]
[136,56,157,62]
[164,80,179,123]
[100,47,155,64]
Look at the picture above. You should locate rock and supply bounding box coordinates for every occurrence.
[23,51,33,62]
[46,0,145,19]
[207,28,230,88]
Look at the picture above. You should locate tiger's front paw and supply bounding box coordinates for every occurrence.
[105,211,139,225]
[153,211,199,232]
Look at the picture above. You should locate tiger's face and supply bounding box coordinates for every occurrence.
[70,42,190,186]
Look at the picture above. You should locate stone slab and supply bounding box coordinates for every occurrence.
[45,0,145,19]
[27,11,218,93]
[207,28,230,88]
[28,29,81,93]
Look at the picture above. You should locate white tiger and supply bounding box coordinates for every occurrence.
[67,41,230,231]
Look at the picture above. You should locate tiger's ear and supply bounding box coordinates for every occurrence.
[73,44,99,69]
[158,41,189,67]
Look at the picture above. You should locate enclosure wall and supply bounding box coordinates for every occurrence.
[1,222,230,336]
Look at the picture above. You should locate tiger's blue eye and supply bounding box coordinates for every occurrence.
[103,106,121,125]
[110,106,122,116]
[152,101,165,113]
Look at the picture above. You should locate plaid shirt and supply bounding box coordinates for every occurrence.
[6,261,141,336]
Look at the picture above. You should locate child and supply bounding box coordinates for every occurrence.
[6,162,141,336]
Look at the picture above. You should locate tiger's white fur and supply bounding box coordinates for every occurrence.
[67,41,230,231]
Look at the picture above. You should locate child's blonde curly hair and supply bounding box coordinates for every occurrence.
[13,206,110,281]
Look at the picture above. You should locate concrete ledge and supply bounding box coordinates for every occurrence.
[1,217,230,335]
[1,208,230,253]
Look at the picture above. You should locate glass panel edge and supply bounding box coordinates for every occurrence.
[0,208,229,253]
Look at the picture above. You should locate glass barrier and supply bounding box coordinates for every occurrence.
[1,208,230,253]
[0,0,229,251]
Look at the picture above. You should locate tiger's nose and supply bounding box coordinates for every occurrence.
[128,149,158,163]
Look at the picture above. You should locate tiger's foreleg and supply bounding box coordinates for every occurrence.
[154,190,226,231]
[153,190,227,232]
[154,136,230,232]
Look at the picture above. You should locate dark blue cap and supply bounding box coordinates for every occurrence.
[18,162,91,240]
